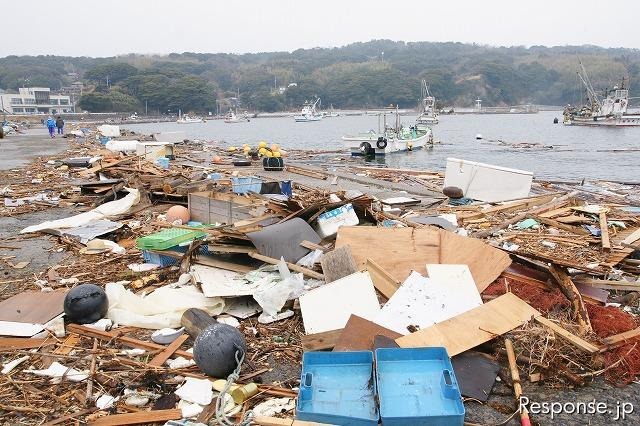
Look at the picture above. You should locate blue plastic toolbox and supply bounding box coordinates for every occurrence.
[297,351,379,425]
[375,347,464,425]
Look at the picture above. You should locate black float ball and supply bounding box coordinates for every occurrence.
[63,284,109,324]
[193,322,247,378]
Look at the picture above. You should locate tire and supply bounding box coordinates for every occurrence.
[376,137,388,149]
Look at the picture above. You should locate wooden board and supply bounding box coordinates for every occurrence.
[395,293,539,355]
[336,227,511,291]
[320,246,358,283]
[534,317,600,353]
[88,409,183,426]
[366,258,400,299]
[0,291,67,324]
[147,334,189,367]
[0,337,54,350]
[601,327,640,350]
[301,329,343,351]
[249,252,324,280]
[333,315,401,352]
[621,228,640,246]
[599,212,611,251]
[53,334,80,355]
[67,324,193,359]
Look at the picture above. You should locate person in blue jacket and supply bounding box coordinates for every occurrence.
[46,116,56,138]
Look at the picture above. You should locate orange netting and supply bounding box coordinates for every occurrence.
[483,278,570,315]
[586,304,640,386]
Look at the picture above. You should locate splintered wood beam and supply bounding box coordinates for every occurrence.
[548,265,593,334]
[534,317,599,353]
[147,334,189,367]
[599,212,611,252]
[88,409,183,426]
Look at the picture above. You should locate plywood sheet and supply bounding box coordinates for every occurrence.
[299,271,381,334]
[395,293,539,355]
[0,291,67,324]
[335,227,511,291]
[333,314,401,351]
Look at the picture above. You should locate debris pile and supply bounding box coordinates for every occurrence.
[1,125,640,424]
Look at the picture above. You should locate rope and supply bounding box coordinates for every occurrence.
[214,348,254,426]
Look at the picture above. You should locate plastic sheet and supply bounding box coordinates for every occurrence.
[105,282,223,329]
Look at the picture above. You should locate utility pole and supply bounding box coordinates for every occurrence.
[145,100,148,116]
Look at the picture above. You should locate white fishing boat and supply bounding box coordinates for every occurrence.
[323,104,339,118]
[176,110,204,124]
[224,109,250,123]
[342,107,433,156]
[563,61,640,126]
[416,79,439,126]
[294,98,322,122]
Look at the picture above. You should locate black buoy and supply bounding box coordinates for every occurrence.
[183,308,247,378]
[193,322,247,378]
[63,284,109,324]
[553,117,559,124]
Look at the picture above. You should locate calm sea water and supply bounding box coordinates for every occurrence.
[125,111,640,181]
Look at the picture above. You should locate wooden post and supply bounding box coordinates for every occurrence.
[548,265,593,334]
[505,338,531,426]
[599,211,611,252]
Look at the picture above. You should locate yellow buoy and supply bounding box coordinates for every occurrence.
[266,151,274,157]
[258,147,267,155]
[258,141,267,148]
[227,146,237,152]
[273,151,282,158]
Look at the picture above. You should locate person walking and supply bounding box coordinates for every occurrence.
[46,116,56,138]
[55,116,64,135]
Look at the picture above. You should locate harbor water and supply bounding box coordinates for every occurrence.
[125,111,640,181]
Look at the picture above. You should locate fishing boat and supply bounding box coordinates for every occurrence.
[294,98,322,122]
[224,109,250,123]
[176,110,204,124]
[416,80,439,126]
[342,107,433,156]
[323,104,339,118]
[563,61,640,126]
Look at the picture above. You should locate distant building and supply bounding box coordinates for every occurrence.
[0,87,74,115]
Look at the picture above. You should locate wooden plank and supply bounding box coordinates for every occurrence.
[481,194,559,215]
[534,317,600,353]
[320,246,358,283]
[285,165,327,180]
[67,324,193,359]
[548,265,592,334]
[574,278,640,291]
[531,215,590,235]
[621,228,640,246]
[473,191,579,238]
[207,243,257,254]
[248,252,324,280]
[336,227,511,291]
[538,206,573,219]
[301,329,343,351]
[0,291,67,324]
[599,212,611,252]
[88,409,183,426]
[147,334,189,367]
[333,315,401,352]
[365,258,400,299]
[396,293,539,355]
[300,240,329,253]
[253,416,334,426]
[601,327,640,350]
[53,333,80,355]
[193,255,255,273]
[0,337,54,350]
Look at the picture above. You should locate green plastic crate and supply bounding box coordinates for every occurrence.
[136,228,207,251]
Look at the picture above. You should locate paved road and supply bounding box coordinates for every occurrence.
[0,128,68,170]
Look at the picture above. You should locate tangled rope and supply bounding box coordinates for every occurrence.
[214,348,254,426]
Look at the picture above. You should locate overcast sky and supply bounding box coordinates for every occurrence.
[3,0,640,57]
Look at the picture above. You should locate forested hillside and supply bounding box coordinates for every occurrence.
[2,40,639,113]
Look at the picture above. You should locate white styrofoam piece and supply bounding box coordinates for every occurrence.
[175,377,213,406]
[315,203,359,238]
[374,266,482,335]
[381,197,420,205]
[443,157,533,202]
[299,271,380,334]
[0,321,44,337]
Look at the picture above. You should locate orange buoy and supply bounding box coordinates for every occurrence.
[166,205,190,224]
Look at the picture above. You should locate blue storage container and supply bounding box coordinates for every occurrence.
[297,351,378,426]
[142,243,210,267]
[231,176,262,194]
[375,347,464,425]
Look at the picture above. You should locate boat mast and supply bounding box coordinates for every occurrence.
[577,59,601,110]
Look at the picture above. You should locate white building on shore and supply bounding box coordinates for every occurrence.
[0,87,74,115]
